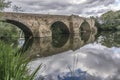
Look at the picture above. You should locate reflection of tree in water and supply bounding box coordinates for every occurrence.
[95,31,120,47]
[79,21,92,43]
[0,22,20,47]
[51,21,69,35]
[52,34,69,48]
[80,32,91,43]
[80,21,90,32]
[0,21,30,49]
[51,21,70,48]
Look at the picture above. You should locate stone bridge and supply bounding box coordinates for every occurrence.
[0,12,97,38]
[26,32,96,59]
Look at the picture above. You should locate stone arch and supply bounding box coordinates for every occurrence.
[50,21,70,35]
[50,21,70,48]
[80,20,91,32]
[3,19,33,39]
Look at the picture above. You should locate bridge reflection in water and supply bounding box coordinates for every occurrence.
[26,31,96,59]
[27,31,120,80]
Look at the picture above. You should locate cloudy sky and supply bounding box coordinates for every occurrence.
[5,0,120,16]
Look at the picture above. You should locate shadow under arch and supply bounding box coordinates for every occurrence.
[1,19,34,52]
[52,34,69,48]
[3,19,33,39]
[80,20,91,32]
[80,20,91,43]
[51,21,70,34]
[51,21,70,48]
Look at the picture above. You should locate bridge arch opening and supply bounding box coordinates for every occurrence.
[51,21,70,35]
[79,20,91,43]
[80,20,91,32]
[3,19,33,39]
[0,19,33,49]
[51,21,70,48]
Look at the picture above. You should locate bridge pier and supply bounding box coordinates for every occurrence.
[69,15,84,34]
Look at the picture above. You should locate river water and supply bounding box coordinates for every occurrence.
[25,31,120,80]
[4,31,120,80]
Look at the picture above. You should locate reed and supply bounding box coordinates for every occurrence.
[0,41,41,80]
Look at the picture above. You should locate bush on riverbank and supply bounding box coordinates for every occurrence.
[0,22,24,46]
[95,10,120,31]
[0,41,41,80]
[0,22,20,39]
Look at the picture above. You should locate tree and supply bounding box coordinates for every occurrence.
[12,5,24,12]
[0,0,11,11]
[99,10,120,31]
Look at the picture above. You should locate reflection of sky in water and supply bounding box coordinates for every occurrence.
[18,38,25,48]
[28,43,120,80]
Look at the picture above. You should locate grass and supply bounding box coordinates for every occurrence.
[0,40,41,80]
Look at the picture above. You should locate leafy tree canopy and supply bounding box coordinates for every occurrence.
[0,0,11,11]
[97,10,120,31]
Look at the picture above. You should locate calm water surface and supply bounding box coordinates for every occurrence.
[3,31,120,80]
[27,31,120,80]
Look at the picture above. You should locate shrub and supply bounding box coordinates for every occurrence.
[116,25,120,30]
[0,41,41,80]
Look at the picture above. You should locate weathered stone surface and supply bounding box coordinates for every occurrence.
[1,12,97,37]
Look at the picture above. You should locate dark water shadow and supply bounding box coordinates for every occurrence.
[52,34,70,48]
[80,31,91,43]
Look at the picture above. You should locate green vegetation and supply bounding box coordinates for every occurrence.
[52,34,69,48]
[0,22,19,37]
[0,0,24,40]
[0,0,11,11]
[0,22,21,46]
[0,41,41,80]
[51,26,63,34]
[0,0,24,45]
[0,0,40,74]
[0,0,20,44]
[51,21,69,35]
[96,10,120,31]
[96,31,120,47]
[0,1,41,80]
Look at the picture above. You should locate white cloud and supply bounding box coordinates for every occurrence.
[5,0,120,16]
[70,0,87,4]
[28,43,120,80]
